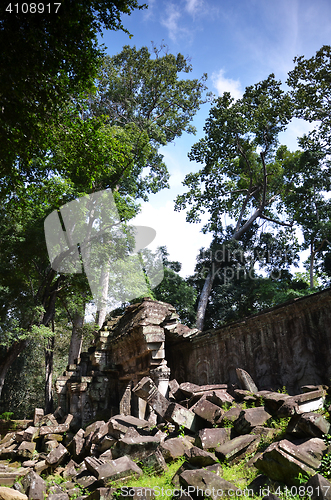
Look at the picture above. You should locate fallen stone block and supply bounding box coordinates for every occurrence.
[33,460,48,474]
[184,446,218,467]
[17,441,36,459]
[206,390,234,407]
[255,438,326,485]
[53,406,66,423]
[43,440,59,454]
[215,434,260,464]
[190,398,223,424]
[138,448,168,475]
[179,469,239,500]
[195,428,231,451]
[159,437,193,462]
[179,382,201,399]
[236,368,258,393]
[0,487,28,500]
[133,377,201,432]
[97,435,116,454]
[287,412,330,438]
[99,449,113,461]
[250,426,278,441]
[84,421,105,441]
[21,470,46,500]
[14,432,25,444]
[178,383,202,398]
[92,422,109,444]
[85,456,142,482]
[21,461,37,468]
[111,433,160,461]
[217,405,241,425]
[33,409,44,428]
[0,443,17,461]
[305,473,331,500]
[40,414,58,427]
[108,415,151,439]
[85,487,116,500]
[62,459,78,479]
[62,414,74,427]
[22,427,39,442]
[294,390,325,414]
[48,494,69,500]
[70,428,85,458]
[75,474,98,490]
[234,407,271,434]
[257,391,292,414]
[0,466,30,487]
[277,399,299,417]
[168,379,180,400]
[46,443,68,466]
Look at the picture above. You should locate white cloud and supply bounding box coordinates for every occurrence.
[185,0,204,15]
[160,3,186,42]
[131,200,212,278]
[211,69,243,100]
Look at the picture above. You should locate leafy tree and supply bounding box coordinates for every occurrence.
[0,0,147,191]
[188,227,301,329]
[280,146,331,288]
[153,247,197,326]
[175,75,293,330]
[287,45,331,153]
[0,43,207,407]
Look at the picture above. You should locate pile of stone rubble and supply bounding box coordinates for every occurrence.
[0,369,331,500]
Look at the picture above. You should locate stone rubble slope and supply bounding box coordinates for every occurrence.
[0,370,331,499]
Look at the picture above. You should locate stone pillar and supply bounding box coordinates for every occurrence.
[150,359,171,398]
[119,381,132,416]
[149,360,171,424]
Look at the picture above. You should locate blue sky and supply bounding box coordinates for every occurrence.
[99,0,331,277]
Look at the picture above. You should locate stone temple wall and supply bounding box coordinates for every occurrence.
[166,288,331,394]
[56,288,331,425]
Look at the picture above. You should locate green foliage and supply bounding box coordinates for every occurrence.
[318,434,331,479]
[110,458,185,499]
[175,74,293,236]
[268,417,291,439]
[0,412,13,421]
[178,425,186,437]
[153,247,197,326]
[0,339,45,418]
[287,45,331,152]
[0,0,147,188]
[0,40,206,404]
[277,386,289,395]
[319,453,331,479]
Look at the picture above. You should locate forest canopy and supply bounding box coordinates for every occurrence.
[0,0,331,414]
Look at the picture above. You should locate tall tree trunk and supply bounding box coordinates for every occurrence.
[196,269,215,331]
[0,339,28,399]
[68,309,85,366]
[195,209,265,331]
[43,275,63,413]
[96,264,110,329]
[45,334,55,414]
[310,240,315,289]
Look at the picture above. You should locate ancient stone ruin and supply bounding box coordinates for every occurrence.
[56,289,331,426]
[1,290,331,499]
